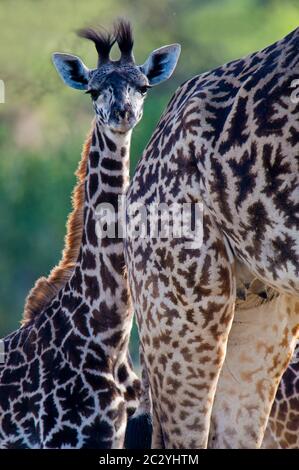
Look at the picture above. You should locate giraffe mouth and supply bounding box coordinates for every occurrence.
[110,128,128,135]
[108,119,137,134]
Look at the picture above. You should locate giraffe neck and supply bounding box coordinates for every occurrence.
[68,120,132,354]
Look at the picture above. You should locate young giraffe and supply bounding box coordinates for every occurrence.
[125,27,299,448]
[0,20,180,448]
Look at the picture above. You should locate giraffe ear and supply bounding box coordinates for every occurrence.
[139,44,181,86]
[52,53,90,90]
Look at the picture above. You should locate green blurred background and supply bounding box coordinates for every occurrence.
[0,0,298,362]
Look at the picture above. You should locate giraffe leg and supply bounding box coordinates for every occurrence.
[131,211,236,448]
[117,353,142,418]
[152,406,164,449]
[125,347,153,449]
[209,294,299,448]
[263,327,299,448]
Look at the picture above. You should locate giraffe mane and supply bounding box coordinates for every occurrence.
[22,125,94,325]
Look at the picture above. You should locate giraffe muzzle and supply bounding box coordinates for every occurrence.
[110,106,136,132]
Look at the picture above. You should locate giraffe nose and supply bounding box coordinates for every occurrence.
[114,104,133,121]
[118,108,128,119]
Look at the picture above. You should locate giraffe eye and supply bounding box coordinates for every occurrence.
[138,86,149,96]
[86,89,100,100]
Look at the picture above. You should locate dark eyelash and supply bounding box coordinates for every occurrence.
[85,89,100,100]
[138,86,149,95]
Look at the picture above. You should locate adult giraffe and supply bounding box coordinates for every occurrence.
[0,20,180,448]
[125,27,299,448]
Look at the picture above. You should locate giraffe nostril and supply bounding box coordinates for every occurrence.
[111,106,134,128]
[114,104,132,121]
[119,109,129,120]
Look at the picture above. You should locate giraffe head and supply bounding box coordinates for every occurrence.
[52,19,181,133]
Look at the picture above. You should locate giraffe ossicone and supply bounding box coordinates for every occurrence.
[0,19,180,449]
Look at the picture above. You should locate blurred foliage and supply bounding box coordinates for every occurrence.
[0,0,299,362]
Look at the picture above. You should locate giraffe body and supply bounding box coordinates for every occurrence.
[125,28,299,448]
